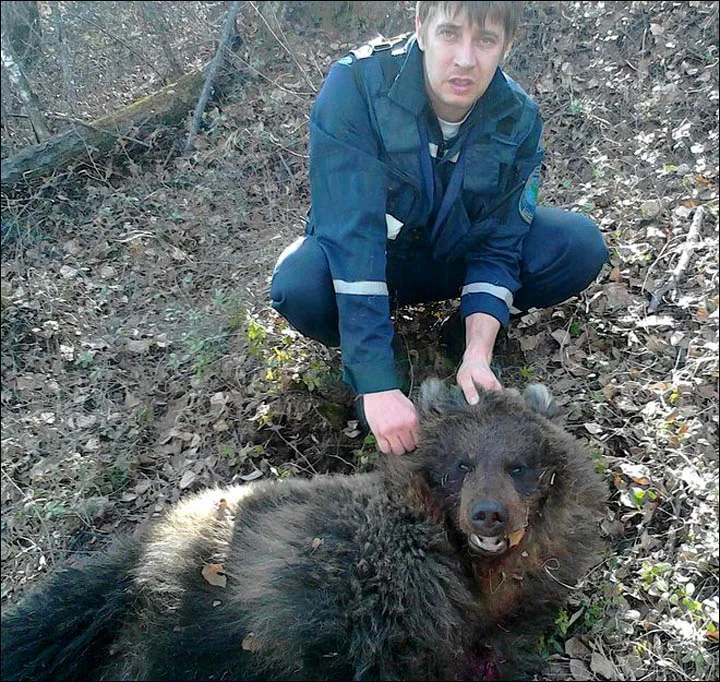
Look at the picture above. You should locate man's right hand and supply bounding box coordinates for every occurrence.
[361,389,420,455]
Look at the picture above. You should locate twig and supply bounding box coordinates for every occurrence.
[1,468,56,567]
[226,51,313,97]
[277,152,293,177]
[267,427,319,476]
[184,1,241,155]
[71,12,165,82]
[267,2,324,82]
[248,1,317,93]
[648,206,706,312]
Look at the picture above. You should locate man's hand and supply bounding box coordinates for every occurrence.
[362,389,420,455]
[456,355,502,405]
[456,312,503,405]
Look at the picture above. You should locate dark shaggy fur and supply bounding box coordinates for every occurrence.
[1,381,606,681]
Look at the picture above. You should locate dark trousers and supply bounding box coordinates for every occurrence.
[270,206,608,348]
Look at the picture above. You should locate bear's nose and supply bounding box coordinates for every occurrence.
[470,500,507,533]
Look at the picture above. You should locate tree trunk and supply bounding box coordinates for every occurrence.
[1,66,214,188]
[141,3,182,79]
[0,27,50,143]
[1,0,41,65]
[183,0,241,154]
[48,2,78,116]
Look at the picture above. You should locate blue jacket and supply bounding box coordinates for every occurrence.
[307,35,544,395]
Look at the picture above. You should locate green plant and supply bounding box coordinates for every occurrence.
[107,461,129,491]
[555,608,570,637]
[74,350,95,368]
[44,502,70,519]
[620,486,658,509]
[247,318,268,359]
[353,433,379,469]
[567,98,584,116]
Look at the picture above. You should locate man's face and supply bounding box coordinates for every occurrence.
[416,8,510,122]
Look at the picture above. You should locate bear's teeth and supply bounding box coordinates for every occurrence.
[469,534,507,553]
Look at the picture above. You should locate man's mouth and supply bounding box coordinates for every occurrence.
[448,78,474,94]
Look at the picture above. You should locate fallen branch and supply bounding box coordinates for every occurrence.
[648,205,706,312]
[1,69,206,189]
[183,0,241,155]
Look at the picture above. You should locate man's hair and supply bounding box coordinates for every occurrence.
[416,1,523,44]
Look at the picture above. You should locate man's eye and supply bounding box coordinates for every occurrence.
[475,35,497,47]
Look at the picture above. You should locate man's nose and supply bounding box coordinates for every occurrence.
[453,38,476,68]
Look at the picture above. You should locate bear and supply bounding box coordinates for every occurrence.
[1,380,606,681]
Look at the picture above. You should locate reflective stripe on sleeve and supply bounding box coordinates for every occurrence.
[333,280,389,296]
[461,283,514,307]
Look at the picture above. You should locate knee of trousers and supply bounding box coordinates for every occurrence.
[517,212,609,311]
[269,237,339,347]
[570,214,609,284]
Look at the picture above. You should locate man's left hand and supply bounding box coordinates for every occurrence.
[456,312,503,404]
[456,355,502,405]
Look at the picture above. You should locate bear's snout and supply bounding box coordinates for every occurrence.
[470,500,508,535]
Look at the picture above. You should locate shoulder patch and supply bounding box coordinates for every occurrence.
[519,166,541,224]
[349,33,412,62]
[351,44,374,60]
[337,55,353,66]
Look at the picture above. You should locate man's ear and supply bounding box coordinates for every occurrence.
[502,40,513,62]
[415,14,425,50]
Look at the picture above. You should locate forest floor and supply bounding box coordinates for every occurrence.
[1,2,718,680]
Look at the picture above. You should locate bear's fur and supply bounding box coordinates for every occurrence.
[1,381,606,681]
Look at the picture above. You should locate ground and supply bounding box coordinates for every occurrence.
[1,2,718,681]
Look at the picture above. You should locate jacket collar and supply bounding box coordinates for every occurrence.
[386,36,427,116]
[387,34,523,126]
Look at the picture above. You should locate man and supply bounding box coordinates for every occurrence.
[270,1,607,455]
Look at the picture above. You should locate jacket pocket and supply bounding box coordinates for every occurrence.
[462,138,517,195]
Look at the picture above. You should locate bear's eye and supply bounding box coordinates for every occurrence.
[509,465,526,478]
[457,461,473,473]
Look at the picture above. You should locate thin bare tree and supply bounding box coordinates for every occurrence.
[2,0,41,65]
[141,3,182,80]
[183,1,241,155]
[48,2,77,116]
[0,26,50,143]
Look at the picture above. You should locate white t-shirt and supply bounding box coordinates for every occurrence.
[437,117,463,142]
[437,105,474,142]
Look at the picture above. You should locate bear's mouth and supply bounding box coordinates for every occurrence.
[468,533,508,555]
[467,527,526,556]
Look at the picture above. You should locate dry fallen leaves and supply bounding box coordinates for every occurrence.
[179,470,197,489]
[569,658,593,681]
[241,632,262,652]
[508,528,526,548]
[590,650,619,680]
[201,563,227,588]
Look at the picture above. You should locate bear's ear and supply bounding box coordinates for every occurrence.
[522,384,557,419]
[418,378,466,416]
